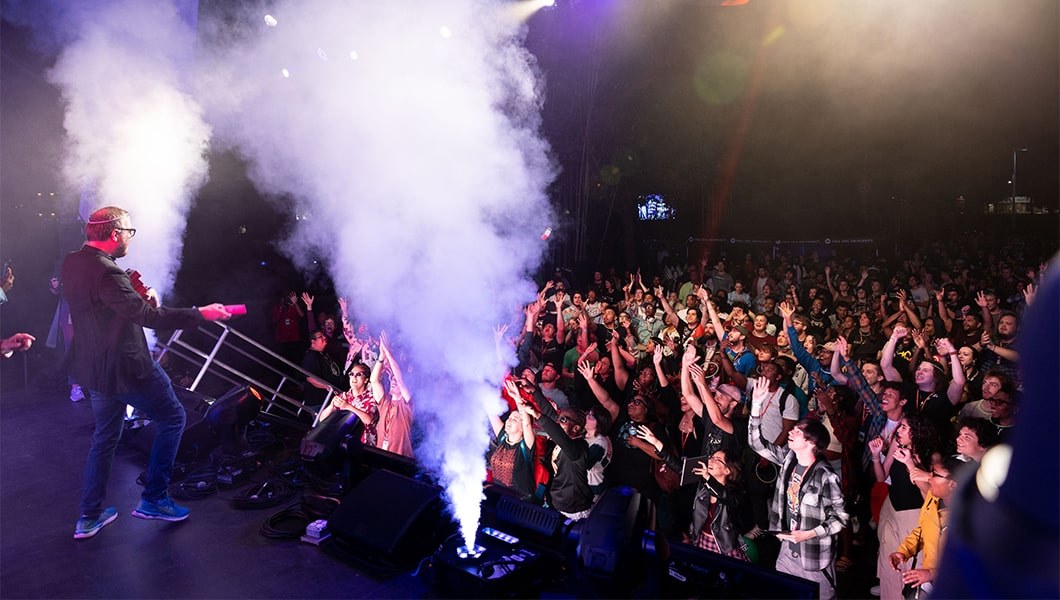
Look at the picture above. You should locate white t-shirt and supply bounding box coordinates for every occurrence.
[749,378,801,443]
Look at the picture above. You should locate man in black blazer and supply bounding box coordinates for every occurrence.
[63,206,231,539]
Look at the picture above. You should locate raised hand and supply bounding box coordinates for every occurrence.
[300,292,314,309]
[892,323,909,340]
[653,344,664,365]
[778,300,795,320]
[689,362,707,385]
[868,436,884,458]
[911,329,926,349]
[682,343,698,366]
[750,374,771,414]
[934,337,956,356]
[577,310,589,330]
[577,360,595,381]
[379,329,392,353]
[975,290,989,309]
[503,379,522,402]
[1023,282,1037,306]
[695,286,712,305]
[834,336,849,358]
[337,297,348,317]
[493,323,509,344]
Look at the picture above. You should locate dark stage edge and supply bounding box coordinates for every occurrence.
[0,386,433,599]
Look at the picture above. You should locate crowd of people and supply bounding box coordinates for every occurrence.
[474,244,1044,599]
[272,238,1050,598]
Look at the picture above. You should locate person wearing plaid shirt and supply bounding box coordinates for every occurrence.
[749,377,849,600]
[830,336,891,472]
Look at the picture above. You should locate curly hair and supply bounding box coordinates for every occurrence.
[955,417,1000,450]
[903,415,941,470]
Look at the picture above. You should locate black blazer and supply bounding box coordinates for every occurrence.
[62,245,203,395]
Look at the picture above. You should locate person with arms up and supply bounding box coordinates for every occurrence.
[62,207,231,539]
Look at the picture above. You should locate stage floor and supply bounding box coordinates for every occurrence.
[0,385,432,599]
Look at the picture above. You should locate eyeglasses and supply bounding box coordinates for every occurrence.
[114,227,137,238]
[558,416,577,425]
[628,399,646,406]
[930,471,953,481]
[351,372,368,378]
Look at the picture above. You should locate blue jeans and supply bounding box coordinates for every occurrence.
[80,362,186,518]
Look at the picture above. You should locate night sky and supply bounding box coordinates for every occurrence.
[2,0,1057,343]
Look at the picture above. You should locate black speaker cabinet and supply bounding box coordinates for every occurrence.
[327,469,450,569]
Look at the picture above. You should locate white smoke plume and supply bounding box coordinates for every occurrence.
[197,0,555,546]
[38,0,211,296]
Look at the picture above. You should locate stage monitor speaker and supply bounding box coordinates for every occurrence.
[661,539,819,599]
[123,386,214,460]
[327,469,449,569]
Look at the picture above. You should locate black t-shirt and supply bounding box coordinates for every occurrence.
[887,460,925,511]
[301,349,347,407]
[806,310,830,341]
[915,390,957,440]
[607,411,665,499]
[701,417,741,461]
[532,336,566,370]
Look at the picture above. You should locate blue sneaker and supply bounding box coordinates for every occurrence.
[74,506,118,539]
[131,497,190,522]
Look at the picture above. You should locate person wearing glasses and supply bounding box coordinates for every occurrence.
[318,362,378,445]
[62,206,232,538]
[887,455,963,597]
[519,384,594,520]
[958,369,1013,423]
[301,330,347,410]
[984,375,1019,445]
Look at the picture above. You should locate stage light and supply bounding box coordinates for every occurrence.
[300,410,364,467]
[349,50,359,61]
[281,68,290,78]
[508,0,559,22]
[203,384,264,455]
[439,26,452,39]
[264,14,278,27]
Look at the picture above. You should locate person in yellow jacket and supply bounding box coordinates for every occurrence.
[888,455,962,595]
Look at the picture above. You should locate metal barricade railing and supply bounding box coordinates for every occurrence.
[157,322,335,427]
